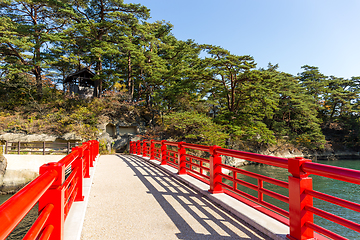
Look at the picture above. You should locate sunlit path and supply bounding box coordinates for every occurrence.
[81,155,267,240]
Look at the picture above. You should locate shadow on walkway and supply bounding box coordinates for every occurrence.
[117,154,267,240]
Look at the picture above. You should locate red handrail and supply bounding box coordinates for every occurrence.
[303,162,360,184]
[130,139,360,240]
[0,170,57,239]
[0,140,99,240]
[23,204,54,240]
[216,148,288,168]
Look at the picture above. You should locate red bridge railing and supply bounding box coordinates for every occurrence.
[0,140,99,240]
[130,140,360,240]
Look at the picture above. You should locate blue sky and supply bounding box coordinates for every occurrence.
[129,0,360,79]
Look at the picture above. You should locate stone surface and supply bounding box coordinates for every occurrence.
[113,137,128,152]
[0,154,6,187]
[1,170,38,193]
[0,154,65,194]
[0,133,82,142]
[61,133,82,141]
[0,133,57,142]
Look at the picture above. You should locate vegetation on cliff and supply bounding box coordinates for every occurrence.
[1,0,359,152]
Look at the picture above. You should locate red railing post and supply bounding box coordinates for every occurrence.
[87,142,94,168]
[143,140,147,157]
[38,162,66,240]
[209,145,223,194]
[129,141,133,154]
[150,140,155,160]
[178,142,187,175]
[89,141,93,158]
[258,179,264,203]
[82,143,90,178]
[161,140,167,165]
[92,140,99,162]
[72,146,84,202]
[137,140,141,155]
[287,157,314,240]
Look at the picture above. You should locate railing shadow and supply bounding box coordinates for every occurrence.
[116,154,267,240]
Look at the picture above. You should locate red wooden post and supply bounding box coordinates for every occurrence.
[38,162,66,240]
[140,140,142,155]
[161,140,167,165]
[142,140,147,157]
[150,140,155,160]
[91,141,96,167]
[90,140,99,163]
[86,141,91,165]
[287,157,314,240]
[137,140,141,155]
[134,141,137,155]
[86,142,94,168]
[82,144,90,178]
[177,142,187,175]
[72,147,84,202]
[258,179,263,203]
[95,140,99,157]
[209,145,223,194]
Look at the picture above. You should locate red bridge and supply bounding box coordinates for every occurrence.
[0,139,359,239]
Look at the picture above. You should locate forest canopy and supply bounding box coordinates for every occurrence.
[1,0,360,151]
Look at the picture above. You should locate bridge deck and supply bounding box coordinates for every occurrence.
[81,155,268,239]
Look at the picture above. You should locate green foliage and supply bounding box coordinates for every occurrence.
[1,1,360,152]
[99,139,109,155]
[163,112,229,147]
[266,71,326,149]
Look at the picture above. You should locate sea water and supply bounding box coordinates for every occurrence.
[233,159,360,239]
[0,194,38,239]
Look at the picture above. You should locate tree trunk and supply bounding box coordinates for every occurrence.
[128,51,133,101]
[33,66,42,100]
[94,57,102,98]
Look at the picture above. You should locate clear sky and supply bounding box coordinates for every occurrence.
[128,0,360,79]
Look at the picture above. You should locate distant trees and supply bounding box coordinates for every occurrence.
[63,0,150,97]
[0,0,71,100]
[1,0,360,150]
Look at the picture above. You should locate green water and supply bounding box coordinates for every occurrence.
[233,160,360,239]
[0,195,38,239]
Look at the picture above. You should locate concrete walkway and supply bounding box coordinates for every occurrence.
[81,155,268,240]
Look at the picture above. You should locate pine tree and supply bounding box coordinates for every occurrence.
[0,0,71,100]
[66,0,150,97]
[268,71,325,149]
